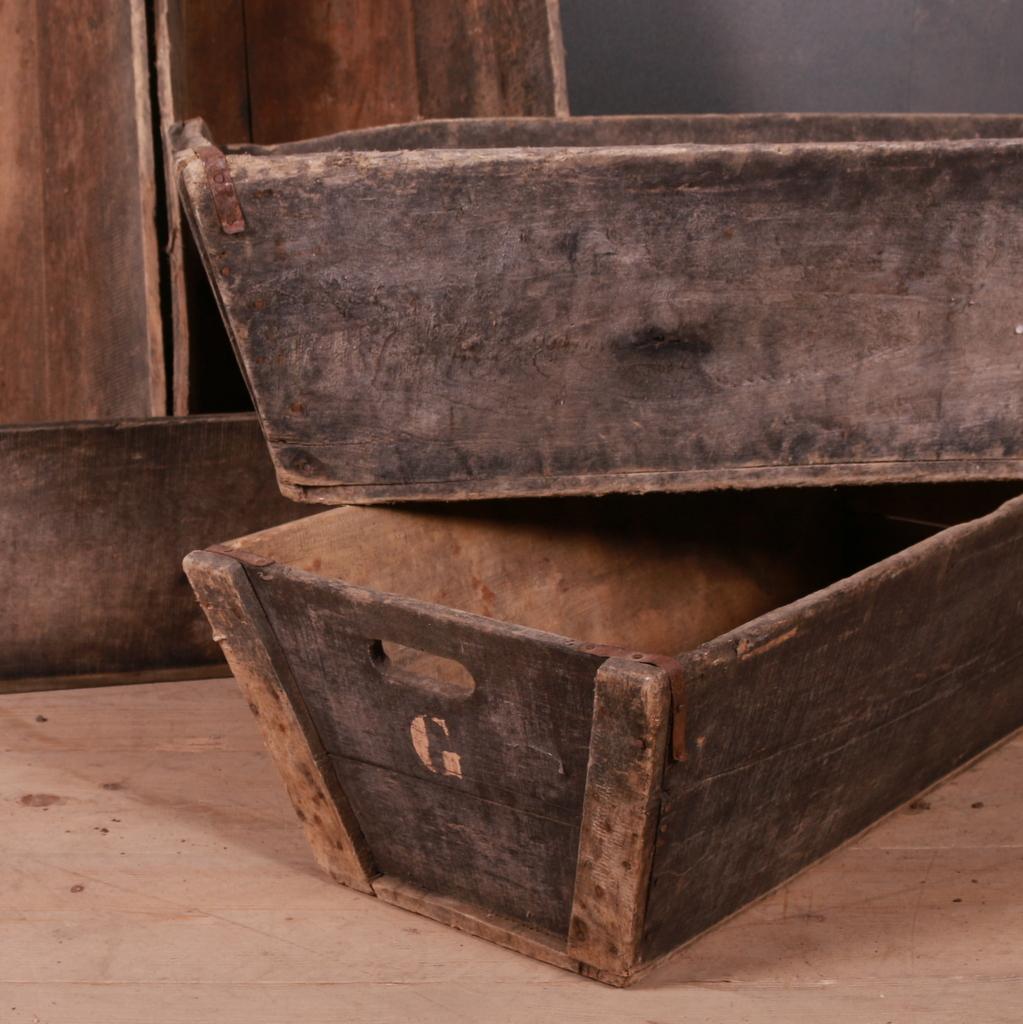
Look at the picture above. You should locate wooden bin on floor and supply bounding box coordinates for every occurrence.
[185,484,1023,985]
[175,113,1023,505]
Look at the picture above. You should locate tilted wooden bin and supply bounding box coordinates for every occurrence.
[174,113,1023,504]
[185,484,1023,985]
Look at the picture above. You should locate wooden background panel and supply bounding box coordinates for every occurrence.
[0,0,163,424]
[243,0,421,143]
[413,0,568,118]
[0,415,312,693]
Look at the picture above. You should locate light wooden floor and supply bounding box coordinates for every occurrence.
[1,679,1020,1023]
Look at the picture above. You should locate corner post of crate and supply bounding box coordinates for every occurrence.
[182,548,376,893]
[568,657,672,984]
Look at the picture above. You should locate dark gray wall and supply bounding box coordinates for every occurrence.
[561,0,1023,114]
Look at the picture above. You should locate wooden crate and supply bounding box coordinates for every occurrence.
[0,415,313,694]
[184,484,1023,985]
[175,113,1023,504]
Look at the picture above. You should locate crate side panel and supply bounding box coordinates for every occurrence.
[184,140,1023,499]
[642,494,1023,961]
[249,563,601,933]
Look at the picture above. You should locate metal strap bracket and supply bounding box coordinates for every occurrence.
[195,144,246,235]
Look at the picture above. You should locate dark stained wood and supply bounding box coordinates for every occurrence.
[248,560,603,935]
[176,115,1023,503]
[568,659,670,980]
[0,0,163,423]
[183,549,375,891]
[0,415,312,693]
[185,485,1023,984]
[641,492,1023,962]
[372,876,581,974]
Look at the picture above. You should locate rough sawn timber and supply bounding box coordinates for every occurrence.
[175,114,1023,503]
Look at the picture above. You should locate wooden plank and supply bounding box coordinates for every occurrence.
[183,550,375,891]
[641,492,1023,961]
[413,0,568,118]
[176,118,1023,503]
[230,111,1023,156]
[0,415,311,692]
[2,678,1023,1018]
[567,659,670,981]
[0,0,164,423]
[243,0,420,143]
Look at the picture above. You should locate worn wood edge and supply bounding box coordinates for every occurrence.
[625,722,1023,988]
[183,549,376,892]
[278,459,1023,506]
[129,0,167,416]
[0,663,232,697]
[225,111,1023,157]
[545,0,569,117]
[371,875,583,975]
[567,659,671,978]
[155,0,191,416]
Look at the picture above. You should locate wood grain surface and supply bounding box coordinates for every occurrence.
[643,491,1023,961]
[0,0,163,423]
[177,115,1023,502]
[0,415,311,693]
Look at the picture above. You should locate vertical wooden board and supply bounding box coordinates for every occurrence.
[568,659,670,979]
[184,550,376,891]
[413,0,568,117]
[0,415,313,692]
[641,493,1023,961]
[242,0,420,143]
[0,0,164,424]
[0,0,46,422]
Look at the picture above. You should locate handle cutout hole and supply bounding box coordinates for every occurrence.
[371,640,476,699]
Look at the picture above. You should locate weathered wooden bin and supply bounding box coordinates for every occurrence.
[185,484,1023,985]
[175,113,1023,504]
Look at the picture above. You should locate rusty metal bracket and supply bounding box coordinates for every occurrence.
[195,145,246,235]
[577,642,686,761]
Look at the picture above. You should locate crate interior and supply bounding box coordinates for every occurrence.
[225,482,1022,660]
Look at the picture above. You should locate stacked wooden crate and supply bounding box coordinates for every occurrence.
[175,110,1023,983]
